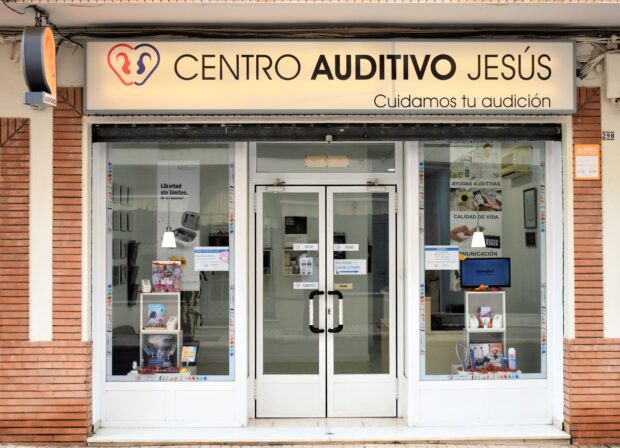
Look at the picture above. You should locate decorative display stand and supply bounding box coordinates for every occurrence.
[139,292,182,369]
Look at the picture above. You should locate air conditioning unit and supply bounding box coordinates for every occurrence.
[501,145,532,179]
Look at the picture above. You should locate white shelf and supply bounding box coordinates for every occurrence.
[464,290,507,369]
[141,328,182,334]
[468,328,505,333]
[139,291,182,369]
[140,291,180,296]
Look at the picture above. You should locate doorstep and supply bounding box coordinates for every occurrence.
[87,420,570,446]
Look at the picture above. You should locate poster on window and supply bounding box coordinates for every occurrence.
[157,161,200,291]
[449,143,503,290]
[284,216,308,249]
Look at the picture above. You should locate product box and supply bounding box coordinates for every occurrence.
[152,261,182,292]
[488,343,503,367]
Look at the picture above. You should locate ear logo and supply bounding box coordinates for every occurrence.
[107,43,160,86]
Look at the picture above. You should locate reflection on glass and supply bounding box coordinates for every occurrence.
[421,140,546,379]
[263,193,320,374]
[107,143,234,381]
[332,192,390,375]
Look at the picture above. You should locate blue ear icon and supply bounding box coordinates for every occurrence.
[134,43,160,86]
[137,52,152,75]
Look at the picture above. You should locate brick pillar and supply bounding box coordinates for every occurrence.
[564,87,620,443]
[0,88,92,445]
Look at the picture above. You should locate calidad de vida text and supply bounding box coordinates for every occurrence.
[174,47,555,110]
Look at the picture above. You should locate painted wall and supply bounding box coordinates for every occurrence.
[600,75,620,338]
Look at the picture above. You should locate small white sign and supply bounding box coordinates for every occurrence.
[334,244,359,252]
[334,259,367,275]
[194,247,229,271]
[293,243,319,251]
[425,245,460,270]
[294,282,319,290]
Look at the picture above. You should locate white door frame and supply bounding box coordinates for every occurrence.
[248,141,404,419]
[326,185,397,417]
[255,185,327,417]
[254,185,398,418]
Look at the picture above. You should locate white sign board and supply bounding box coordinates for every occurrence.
[293,243,319,251]
[86,40,575,114]
[334,259,367,275]
[294,282,319,290]
[334,244,359,252]
[425,245,460,270]
[194,247,229,271]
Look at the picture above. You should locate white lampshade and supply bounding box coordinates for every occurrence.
[471,230,486,248]
[161,226,176,248]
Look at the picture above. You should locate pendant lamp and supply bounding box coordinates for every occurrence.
[471,208,486,248]
[162,225,176,248]
[161,163,176,248]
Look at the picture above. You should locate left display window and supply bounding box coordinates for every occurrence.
[106,143,235,382]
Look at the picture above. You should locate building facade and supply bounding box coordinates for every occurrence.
[1,2,620,445]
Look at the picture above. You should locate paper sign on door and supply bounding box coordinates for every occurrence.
[294,282,319,290]
[293,243,319,251]
[334,259,367,275]
[333,244,359,252]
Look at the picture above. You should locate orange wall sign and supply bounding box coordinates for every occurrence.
[574,144,601,180]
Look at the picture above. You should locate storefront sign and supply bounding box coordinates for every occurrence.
[574,144,601,180]
[86,40,575,114]
[22,26,57,107]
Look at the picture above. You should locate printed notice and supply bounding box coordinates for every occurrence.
[294,282,319,290]
[293,243,319,251]
[194,247,229,271]
[574,144,601,180]
[334,244,359,252]
[334,259,367,275]
[299,256,313,276]
[425,245,460,270]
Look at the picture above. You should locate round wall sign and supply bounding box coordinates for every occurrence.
[21,26,57,96]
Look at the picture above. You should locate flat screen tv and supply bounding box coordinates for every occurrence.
[460,257,511,288]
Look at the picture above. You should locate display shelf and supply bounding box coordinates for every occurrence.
[140,329,182,334]
[468,328,505,333]
[464,290,507,368]
[139,292,182,370]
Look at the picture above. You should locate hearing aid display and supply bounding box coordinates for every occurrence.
[174,211,200,247]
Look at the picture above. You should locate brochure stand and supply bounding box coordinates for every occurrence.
[139,292,182,370]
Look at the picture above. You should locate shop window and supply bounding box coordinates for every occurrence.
[256,142,396,174]
[420,141,546,380]
[105,143,235,381]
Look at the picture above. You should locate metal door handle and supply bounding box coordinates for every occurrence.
[308,290,324,333]
[328,290,344,333]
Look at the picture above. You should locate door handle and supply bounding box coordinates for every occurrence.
[328,290,344,333]
[308,290,325,334]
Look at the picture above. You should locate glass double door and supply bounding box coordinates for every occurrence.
[256,186,396,418]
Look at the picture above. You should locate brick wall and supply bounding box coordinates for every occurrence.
[564,87,620,443]
[53,87,85,342]
[0,88,92,445]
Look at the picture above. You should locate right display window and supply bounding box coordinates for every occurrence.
[420,140,546,380]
